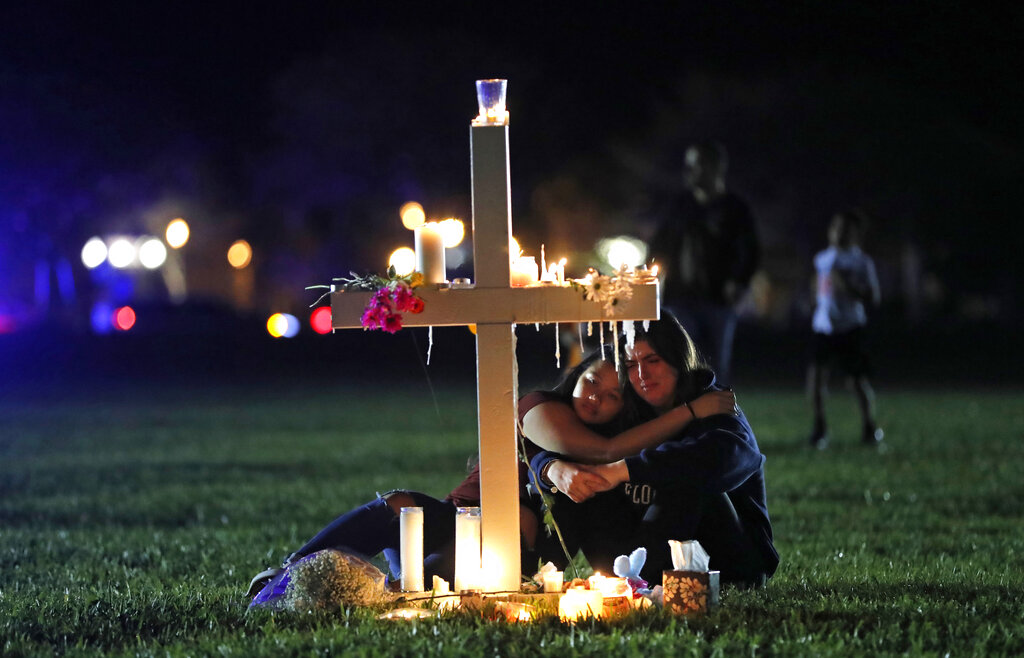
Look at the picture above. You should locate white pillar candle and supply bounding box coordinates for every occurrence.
[432,575,451,594]
[454,506,482,592]
[542,570,564,593]
[399,506,424,592]
[415,222,446,283]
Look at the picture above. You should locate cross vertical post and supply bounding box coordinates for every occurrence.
[469,123,521,592]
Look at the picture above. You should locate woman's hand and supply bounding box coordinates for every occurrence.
[546,460,612,503]
[587,461,630,491]
[689,389,737,419]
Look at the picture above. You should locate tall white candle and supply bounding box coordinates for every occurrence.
[415,222,446,283]
[400,506,424,592]
[454,506,482,592]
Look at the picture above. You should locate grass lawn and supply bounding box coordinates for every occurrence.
[2,379,1023,656]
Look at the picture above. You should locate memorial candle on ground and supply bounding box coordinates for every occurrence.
[558,587,604,621]
[454,506,482,592]
[399,507,424,591]
[415,222,446,283]
[542,570,564,593]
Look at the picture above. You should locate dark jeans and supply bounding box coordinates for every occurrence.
[554,486,768,587]
[290,491,544,585]
[290,491,457,583]
[639,486,767,587]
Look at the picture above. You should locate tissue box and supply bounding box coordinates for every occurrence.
[662,570,720,615]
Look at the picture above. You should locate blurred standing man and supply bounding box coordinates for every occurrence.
[650,141,760,385]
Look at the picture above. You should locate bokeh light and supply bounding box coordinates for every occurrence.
[227,240,253,269]
[400,202,426,230]
[389,247,416,276]
[310,306,332,334]
[81,237,108,269]
[90,302,113,334]
[439,218,465,248]
[0,314,15,334]
[107,238,136,269]
[267,312,300,338]
[138,237,167,269]
[597,236,648,269]
[166,218,190,248]
[113,305,136,331]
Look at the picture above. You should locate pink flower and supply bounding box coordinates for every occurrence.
[391,284,416,312]
[382,313,403,334]
[357,279,422,332]
[361,304,389,330]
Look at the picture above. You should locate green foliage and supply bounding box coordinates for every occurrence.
[2,384,1024,656]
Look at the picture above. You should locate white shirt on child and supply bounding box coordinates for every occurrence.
[812,245,879,334]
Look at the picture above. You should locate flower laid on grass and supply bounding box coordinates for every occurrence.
[307,267,425,333]
[284,549,389,611]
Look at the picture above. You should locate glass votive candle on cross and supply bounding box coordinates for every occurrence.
[475,79,508,125]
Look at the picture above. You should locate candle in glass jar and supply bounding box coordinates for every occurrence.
[510,256,539,287]
[558,586,604,621]
[399,507,424,592]
[596,576,630,598]
[542,570,564,593]
[415,222,446,283]
[454,506,482,592]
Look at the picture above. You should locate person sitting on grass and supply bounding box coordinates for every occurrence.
[530,314,779,588]
[246,347,736,600]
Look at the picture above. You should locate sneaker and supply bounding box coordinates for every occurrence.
[246,567,283,597]
[863,425,884,446]
[808,426,829,450]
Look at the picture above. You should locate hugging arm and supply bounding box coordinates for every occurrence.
[522,389,736,464]
[594,416,764,494]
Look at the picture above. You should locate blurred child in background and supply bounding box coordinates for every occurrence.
[808,210,883,449]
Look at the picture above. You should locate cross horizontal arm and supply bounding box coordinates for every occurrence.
[330,281,660,328]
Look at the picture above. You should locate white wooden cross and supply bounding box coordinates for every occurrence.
[331,110,659,592]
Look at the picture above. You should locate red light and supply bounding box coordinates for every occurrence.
[113,306,136,331]
[310,306,332,335]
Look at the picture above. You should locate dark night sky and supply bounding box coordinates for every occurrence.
[1,2,1021,320]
